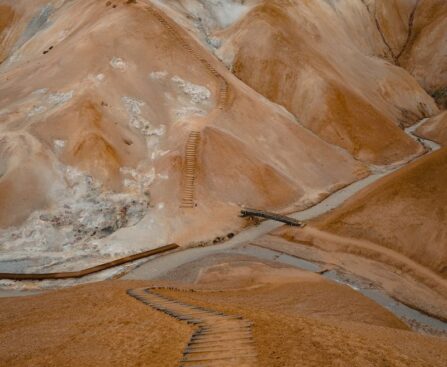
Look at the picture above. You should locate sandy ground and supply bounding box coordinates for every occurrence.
[1,255,447,366]
[0,280,191,367]
[156,264,447,367]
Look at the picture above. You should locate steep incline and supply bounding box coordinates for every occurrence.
[217,1,436,164]
[415,111,447,146]
[128,287,257,366]
[309,147,447,278]
[181,131,201,208]
[145,2,229,208]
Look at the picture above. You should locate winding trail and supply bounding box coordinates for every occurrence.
[128,287,257,366]
[145,2,229,208]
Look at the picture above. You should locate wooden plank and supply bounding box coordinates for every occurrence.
[0,244,179,280]
[240,208,305,227]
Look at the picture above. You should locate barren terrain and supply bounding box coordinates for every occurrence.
[1,0,447,365]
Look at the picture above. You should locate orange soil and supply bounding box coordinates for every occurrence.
[270,149,447,319]
[3,262,447,367]
[311,147,447,278]
[375,0,416,58]
[416,111,447,146]
[0,5,15,62]
[399,0,447,93]
[227,2,429,164]
[194,261,408,329]
[0,0,365,241]
[32,97,147,191]
[0,281,191,367]
[252,235,447,320]
[158,282,447,367]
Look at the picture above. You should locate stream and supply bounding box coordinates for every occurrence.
[2,118,445,336]
[234,244,447,336]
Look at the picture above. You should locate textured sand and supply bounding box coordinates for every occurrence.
[0,281,191,367]
[2,269,447,367]
[157,267,447,367]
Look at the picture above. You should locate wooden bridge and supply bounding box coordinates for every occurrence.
[240,208,305,227]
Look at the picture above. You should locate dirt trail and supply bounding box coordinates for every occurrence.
[128,287,257,366]
[145,2,229,208]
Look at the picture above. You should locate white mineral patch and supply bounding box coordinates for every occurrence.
[148,125,166,137]
[157,202,165,210]
[88,73,106,83]
[122,96,166,137]
[110,57,127,70]
[130,115,150,132]
[120,166,156,195]
[198,0,251,28]
[53,139,66,153]
[28,105,47,117]
[157,173,169,180]
[32,88,49,95]
[150,71,168,80]
[48,90,74,106]
[171,76,211,104]
[0,166,149,274]
[151,149,170,161]
[160,0,252,29]
[27,90,74,117]
[122,96,145,115]
[57,29,69,42]
[175,106,206,119]
[207,37,222,49]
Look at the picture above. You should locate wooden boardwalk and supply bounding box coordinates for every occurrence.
[128,287,257,366]
[0,244,178,280]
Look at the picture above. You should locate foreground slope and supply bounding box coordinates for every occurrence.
[2,273,447,366]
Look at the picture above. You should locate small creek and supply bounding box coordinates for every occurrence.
[2,119,445,335]
[233,244,447,336]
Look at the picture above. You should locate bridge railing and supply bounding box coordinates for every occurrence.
[240,208,305,227]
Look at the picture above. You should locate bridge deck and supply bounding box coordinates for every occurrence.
[240,208,305,227]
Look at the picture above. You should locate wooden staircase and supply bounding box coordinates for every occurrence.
[181,131,201,208]
[128,287,257,366]
[146,3,229,209]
